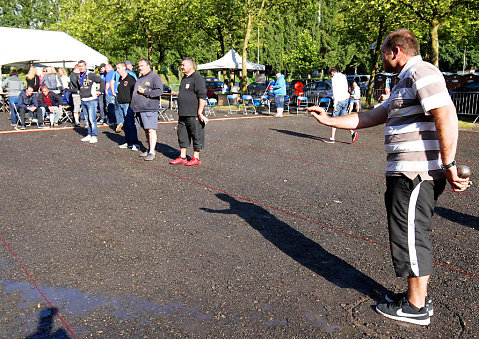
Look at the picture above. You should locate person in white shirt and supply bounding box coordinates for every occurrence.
[325,67,358,143]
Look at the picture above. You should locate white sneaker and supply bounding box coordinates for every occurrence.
[119,143,129,149]
[131,144,140,151]
[89,136,98,144]
[81,135,92,142]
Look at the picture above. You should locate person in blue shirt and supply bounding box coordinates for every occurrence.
[104,64,119,130]
[272,71,286,117]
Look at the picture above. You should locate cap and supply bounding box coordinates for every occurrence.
[99,63,106,69]
[125,60,133,66]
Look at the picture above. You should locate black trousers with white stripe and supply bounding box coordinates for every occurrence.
[385,175,446,277]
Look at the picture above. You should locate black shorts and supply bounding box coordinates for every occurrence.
[177,116,204,151]
[385,175,446,277]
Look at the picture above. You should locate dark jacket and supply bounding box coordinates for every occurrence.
[130,71,163,112]
[26,75,40,92]
[18,91,38,109]
[77,72,105,100]
[70,72,80,94]
[38,91,62,108]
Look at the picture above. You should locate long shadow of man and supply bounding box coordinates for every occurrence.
[201,193,388,302]
[26,307,70,339]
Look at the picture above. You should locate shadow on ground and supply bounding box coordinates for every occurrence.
[435,207,479,231]
[26,307,70,339]
[201,193,388,302]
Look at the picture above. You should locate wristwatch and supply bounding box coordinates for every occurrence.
[441,160,456,169]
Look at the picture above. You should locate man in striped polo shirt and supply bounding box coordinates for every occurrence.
[307,29,470,325]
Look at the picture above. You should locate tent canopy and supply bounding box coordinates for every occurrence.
[197,49,265,71]
[0,27,108,69]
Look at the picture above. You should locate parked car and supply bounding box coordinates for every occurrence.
[449,81,479,117]
[301,80,332,104]
[205,80,224,99]
[247,82,268,96]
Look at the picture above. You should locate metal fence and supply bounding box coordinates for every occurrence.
[449,91,479,122]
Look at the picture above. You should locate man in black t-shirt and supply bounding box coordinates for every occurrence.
[116,62,140,150]
[170,57,208,166]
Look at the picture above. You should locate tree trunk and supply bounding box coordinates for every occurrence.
[242,13,253,94]
[429,18,440,68]
[366,16,386,108]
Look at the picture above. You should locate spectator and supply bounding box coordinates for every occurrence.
[378,87,391,104]
[69,64,82,127]
[2,70,25,127]
[17,86,45,129]
[104,64,119,130]
[41,66,63,94]
[272,71,286,117]
[26,67,40,92]
[97,63,108,125]
[116,62,140,151]
[76,60,105,143]
[130,58,163,161]
[169,57,207,166]
[348,81,361,113]
[58,68,70,90]
[38,86,62,127]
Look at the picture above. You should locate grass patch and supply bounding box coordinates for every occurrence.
[458,120,478,130]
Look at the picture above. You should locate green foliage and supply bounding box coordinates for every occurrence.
[0,0,60,28]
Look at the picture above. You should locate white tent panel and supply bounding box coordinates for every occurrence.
[197,49,265,71]
[0,27,108,68]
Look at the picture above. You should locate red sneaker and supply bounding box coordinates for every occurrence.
[169,157,188,165]
[351,131,358,143]
[185,157,201,166]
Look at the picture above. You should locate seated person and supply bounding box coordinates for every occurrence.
[38,86,62,127]
[17,86,45,130]
[378,87,390,103]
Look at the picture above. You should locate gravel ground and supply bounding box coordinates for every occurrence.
[0,108,478,338]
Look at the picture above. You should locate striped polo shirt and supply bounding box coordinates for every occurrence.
[381,56,453,180]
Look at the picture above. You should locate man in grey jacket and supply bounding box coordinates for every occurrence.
[2,70,25,126]
[130,59,163,161]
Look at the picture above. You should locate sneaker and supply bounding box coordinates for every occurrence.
[115,123,123,133]
[351,131,358,143]
[385,292,433,316]
[274,114,283,117]
[89,136,98,144]
[376,297,430,326]
[144,153,155,161]
[169,157,188,165]
[81,135,92,142]
[119,143,129,149]
[139,150,149,157]
[73,123,81,127]
[323,138,335,143]
[38,124,46,129]
[185,157,201,166]
[131,144,140,151]
[103,122,109,126]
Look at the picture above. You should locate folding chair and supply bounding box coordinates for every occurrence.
[296,96,308,114]
[12,97,39,128]
[227,94,241,114]
[260,95,271,114]
[283,95,290,113]
[205,98,217,117]
[242,95,256,114]
[319,97,332,114]
[158,98,172,121]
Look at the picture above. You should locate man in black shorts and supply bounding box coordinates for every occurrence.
[307,29,470,326]
[169,57,207,166]
[130,59,163,161]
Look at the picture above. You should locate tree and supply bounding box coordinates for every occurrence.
[0,0,59,29]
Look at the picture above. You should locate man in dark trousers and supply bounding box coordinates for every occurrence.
[130,59,163,161]
[169,57,207,166]
[16,86,44,130]
[307,29,470,326]
[116,62,140,151]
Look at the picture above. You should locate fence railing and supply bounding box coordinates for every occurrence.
[449,91,479,122]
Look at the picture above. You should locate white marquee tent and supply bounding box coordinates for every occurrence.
[0,27,108,69]
[197,49,265,71]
